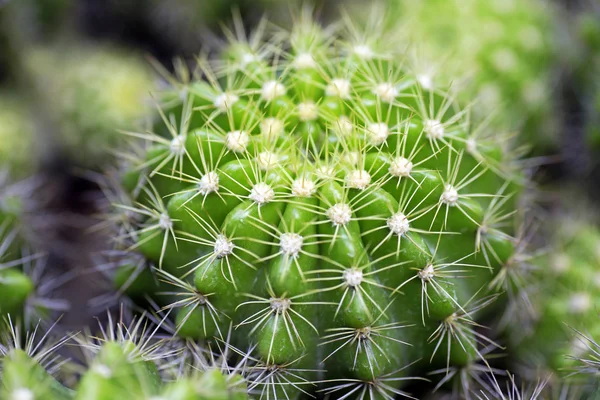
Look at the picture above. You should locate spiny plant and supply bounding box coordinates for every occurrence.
[0,312,248,399]
[389,0,556,153]
[0,172,68,336]
[577,7,600,152]
[98,8,530,399]
[25,45,154,166]
[0,91,36,178]
[505,217,600,395]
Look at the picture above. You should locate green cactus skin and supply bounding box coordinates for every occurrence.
[389,0,556,153]
[98,10,530,398]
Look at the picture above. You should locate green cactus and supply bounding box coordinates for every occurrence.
[0,91,36,177]
[0,173,68,336]
[577,10,600,152]
[0,176,36,327]
[96,10,531,398]
[26,45,154,166]
[389,0,556,153]
[0,314,248,400]
[503,217,600,396]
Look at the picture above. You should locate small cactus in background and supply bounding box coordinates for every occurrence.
[0,173,67,335]
[503,216,600,396]
[26,45,154,166]
[390,0,556,153]
[96,10,529,398]
[0,313,248,399]
[0,92,36,178]
[577,9,600,152]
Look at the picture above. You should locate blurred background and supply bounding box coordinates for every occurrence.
[0,0,598,330]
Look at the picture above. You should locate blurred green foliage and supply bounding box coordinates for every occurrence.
[0,91,35,176]
[26,45,154,165]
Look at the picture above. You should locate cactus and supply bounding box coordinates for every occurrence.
[26,45,154,166]
[91,10,532,398]
[578,10,600,152]
[502,216,600,396]
[389,0,556,153]
[0,173,66,334]
[0,173,37,328]
[0,92,36,178]
[0,313,248,399]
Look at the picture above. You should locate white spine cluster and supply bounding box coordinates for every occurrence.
[270,297,292,314]
[389,157,413,178]
[417,74,433,90]
[466,138,477,155]
[158,213,173,230]
[240,53,258,67]
[440,185,459,206]
[169,135,186,155]
[326,78,351,99]
[249,182,275,204]
[353,44,374,59]
[568,293,591,314]
[261,80,287,101]
[387,213,410,236]
[333,116,354,137]
[260,117,284,139]
[10,388,35,400]
[294,52,317,69]
[418,264,435,282]
[327,203,352,226]
[198,172,220,195]
[520,26,543,51]
[214,92,239,112]
[297,101,319,121]
[367,122,390,145]
[345,169,371,190]
[93,364,113,378]
[291,177,317,197]
[373,82,398,103]
[343,268,364,287]
[551,253,570,273]
[214,234,234,258]
[491,48,518,72]
[424,119,444,140]
[280,233,304,258]
[256,151,280,171]
[225,130,250,153]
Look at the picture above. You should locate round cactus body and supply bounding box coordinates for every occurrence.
[102,13,528,399]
